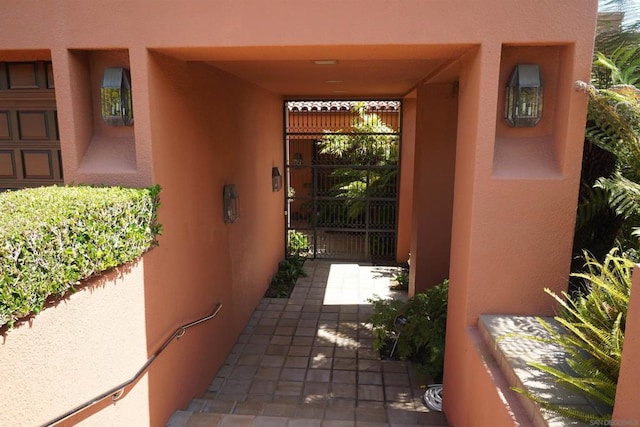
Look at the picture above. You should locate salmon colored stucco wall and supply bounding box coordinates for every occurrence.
[53,48,153,188]
[397,97,416,264]
[0,0,600,425]
[612,265,640,422]
[443,15,596,427]
[464,329,531,427]
[0,260,150,427]
[410,83,457,295]
[141,52,284,426]
[1,48,284,426]
[1,45,284,424]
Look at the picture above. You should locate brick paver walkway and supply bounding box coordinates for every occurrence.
[168,260,448,426]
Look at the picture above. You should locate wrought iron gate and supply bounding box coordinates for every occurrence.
[285,100,401,262]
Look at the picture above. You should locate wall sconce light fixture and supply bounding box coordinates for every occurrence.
[272,167,282,192]
[101,67,134,126]
[223,184,239,223]
[505,64,543,127]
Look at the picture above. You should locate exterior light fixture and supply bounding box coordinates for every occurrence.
[272,167,282,192]
[223,184,239,223]
[505,64,543,127]
[100,67,133,126]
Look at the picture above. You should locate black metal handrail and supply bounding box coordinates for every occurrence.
[43,303,223,427]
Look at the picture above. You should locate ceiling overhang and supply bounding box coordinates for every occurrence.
[156,44,474,97]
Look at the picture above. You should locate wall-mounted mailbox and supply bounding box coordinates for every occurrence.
[223,184,239,223]
[272,166,282,192]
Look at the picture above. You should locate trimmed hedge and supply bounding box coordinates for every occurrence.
[0,185,161,328]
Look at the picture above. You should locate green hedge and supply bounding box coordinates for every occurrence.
[0,185,161,328]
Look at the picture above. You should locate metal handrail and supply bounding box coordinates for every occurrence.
[42,303,223,427]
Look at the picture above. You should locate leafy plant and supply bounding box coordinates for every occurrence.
[367,296,406,347]
[0,185,162,328]
[287,229,309,257]
[391,266,409,291]
[573,42,640,269]
[593,3,640,89]
[573,74,640,270]
[264,255,307,298]
[515,249,632,422]
[593,45,640,88]
[368,279,449,380]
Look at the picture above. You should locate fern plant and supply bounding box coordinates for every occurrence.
[367,279,448,380]
[515,249,633,422]
[576,45,640,255]
[575,78,640,257]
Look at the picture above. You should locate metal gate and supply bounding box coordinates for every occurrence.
[285,100,401,262]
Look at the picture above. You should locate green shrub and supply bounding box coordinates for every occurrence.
[287,230,309,257]
[515,249,631,423]
[0,185,161,328]
[265,255,307,298]
[391,266,409,291]
[368,279,449,380]
[368,296,406,345]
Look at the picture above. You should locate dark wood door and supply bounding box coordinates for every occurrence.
[0,61,62,191]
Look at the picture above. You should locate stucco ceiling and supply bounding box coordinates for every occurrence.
[208,58,447,97]
[158,45,472,97]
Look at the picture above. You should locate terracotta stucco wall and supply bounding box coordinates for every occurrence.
[0,260,150,427]
[1,48,284,426]
[443,36,596,427]
[397,97,416,263]
[612,265,640,422]
[0,0,599,425]
[410,83,457,295]
[142,53,284,425]
[53,48,153,188]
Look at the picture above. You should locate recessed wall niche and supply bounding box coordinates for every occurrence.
[68,49,136,174]
[493,45,570,179]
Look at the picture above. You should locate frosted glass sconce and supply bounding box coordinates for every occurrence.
[505,64,543,127]
[101,67,133,126]
[223,184,239,223]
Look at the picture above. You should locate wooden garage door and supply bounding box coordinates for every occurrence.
[0,61,62,192]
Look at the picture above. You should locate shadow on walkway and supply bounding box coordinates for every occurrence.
[169,260,448,427]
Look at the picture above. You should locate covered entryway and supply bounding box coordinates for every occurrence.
[0,61,62,191]
[285,100,401,262]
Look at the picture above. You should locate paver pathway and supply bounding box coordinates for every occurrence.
[168,260,448,426]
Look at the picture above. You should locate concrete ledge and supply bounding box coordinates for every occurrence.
[478,314,612,427]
